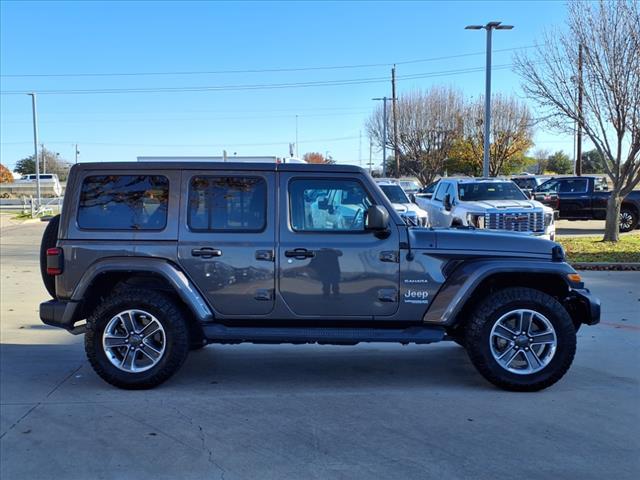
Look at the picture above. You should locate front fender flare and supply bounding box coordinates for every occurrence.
[422,259,575,326]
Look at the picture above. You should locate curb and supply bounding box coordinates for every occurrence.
[571,262,640,271]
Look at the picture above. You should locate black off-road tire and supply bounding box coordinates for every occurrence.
[85,288,190,389]
[464,287,576,392]
[619,207,638,233]
[39,214,60,298]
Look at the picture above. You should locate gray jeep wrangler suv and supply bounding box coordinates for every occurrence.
[39,162,600,390]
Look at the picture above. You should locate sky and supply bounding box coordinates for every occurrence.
[0,0,579,171]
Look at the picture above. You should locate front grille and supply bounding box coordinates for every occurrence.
[484,211,545,233]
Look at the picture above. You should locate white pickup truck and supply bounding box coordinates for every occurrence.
[417,178,556,240]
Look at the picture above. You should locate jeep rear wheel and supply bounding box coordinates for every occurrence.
[85,288,190,389]
[464,287,576,391]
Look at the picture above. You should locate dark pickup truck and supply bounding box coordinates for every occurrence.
[534,176,640,232]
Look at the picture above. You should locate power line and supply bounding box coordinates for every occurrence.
[0,46,535,78]
[0,135,361,148]
[0,63,516,96]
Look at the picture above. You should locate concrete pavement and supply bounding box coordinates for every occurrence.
[1,218,638,479]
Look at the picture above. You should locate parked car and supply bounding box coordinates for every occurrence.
[421,178,556,240]
[397,179,422,194]
[534,176,640,232]
[375,180,429,226]
[39,161,599,391]
[16,173,63,196]
[511,176,549,196]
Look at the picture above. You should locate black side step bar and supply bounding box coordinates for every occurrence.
[202,324,446,345]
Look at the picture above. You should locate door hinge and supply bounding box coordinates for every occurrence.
[255,250,274,262]
[379,250,399,263]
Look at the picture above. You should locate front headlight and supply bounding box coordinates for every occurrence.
[544,212,554,226]
[466,213,485,228]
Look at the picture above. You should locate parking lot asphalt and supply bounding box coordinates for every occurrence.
[1,217,639,480]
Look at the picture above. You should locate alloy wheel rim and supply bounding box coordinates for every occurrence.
[619,212,633,230]
[489,309,557,375]
[102,309,166,373]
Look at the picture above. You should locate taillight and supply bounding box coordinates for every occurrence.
[46,247,63,275]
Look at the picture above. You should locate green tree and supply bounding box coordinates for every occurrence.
[581,149,605,174]
[13,148,72,180]
[546,151,573,174]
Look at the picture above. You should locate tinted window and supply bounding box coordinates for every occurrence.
[458,182,527,201]
[188,176,266,232]
[379,184,409,204]
[559,179,588,193]
[78,175,169,230]
[289,179,372,231]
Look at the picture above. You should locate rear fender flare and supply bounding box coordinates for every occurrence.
[72,257,213,322]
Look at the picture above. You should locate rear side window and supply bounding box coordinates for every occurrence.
[78,175,169,230]
[188,176,266,232]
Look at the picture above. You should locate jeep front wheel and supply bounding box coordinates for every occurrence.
[85,288,190,389]
[464,287,576,391]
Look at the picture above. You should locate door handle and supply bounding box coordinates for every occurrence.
[284,248,315,259]
[191,248,222,258]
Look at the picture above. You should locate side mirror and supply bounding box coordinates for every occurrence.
[409,193,417,204]
[443,194,452,211]
[365,205,389,231]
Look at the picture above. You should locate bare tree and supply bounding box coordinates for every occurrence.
[366,87,463,184]
[532,148,551,174]
[452,94,534,176]
[514,0,640,241]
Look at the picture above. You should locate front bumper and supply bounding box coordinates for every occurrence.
[40,299,85,334]
[566,288,601,326]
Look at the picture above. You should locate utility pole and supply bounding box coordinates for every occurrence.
[391,65,400,178]
[575,43,583,176]
[28,93,41,209]
[372,97,389,177]
[465,21,514,177]
[368,137,373,175]
[75,144,79,164]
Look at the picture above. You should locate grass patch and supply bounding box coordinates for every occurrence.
[558,235,640,263]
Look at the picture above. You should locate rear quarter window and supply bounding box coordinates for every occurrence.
[77,175,169,230]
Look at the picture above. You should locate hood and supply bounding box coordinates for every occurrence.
[464,199,541,210]
[408,228,557,259]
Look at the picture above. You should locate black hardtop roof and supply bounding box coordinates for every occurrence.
[72,161,366,174]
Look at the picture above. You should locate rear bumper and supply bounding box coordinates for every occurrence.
[567,288,601,326]
[40,299,85,334]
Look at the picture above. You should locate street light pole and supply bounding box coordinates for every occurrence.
[27,93,41,209]
[465,21,513,178]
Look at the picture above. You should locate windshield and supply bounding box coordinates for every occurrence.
[458,182,527,201]
[379,184,410,204]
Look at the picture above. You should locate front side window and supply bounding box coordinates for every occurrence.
[433,182,448,202]
[78,175,169,230]
[559,179,588,193]
[458,182,527,201]
[289,179,372,232]
[188,176,266,232]
[537,179,560,193]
